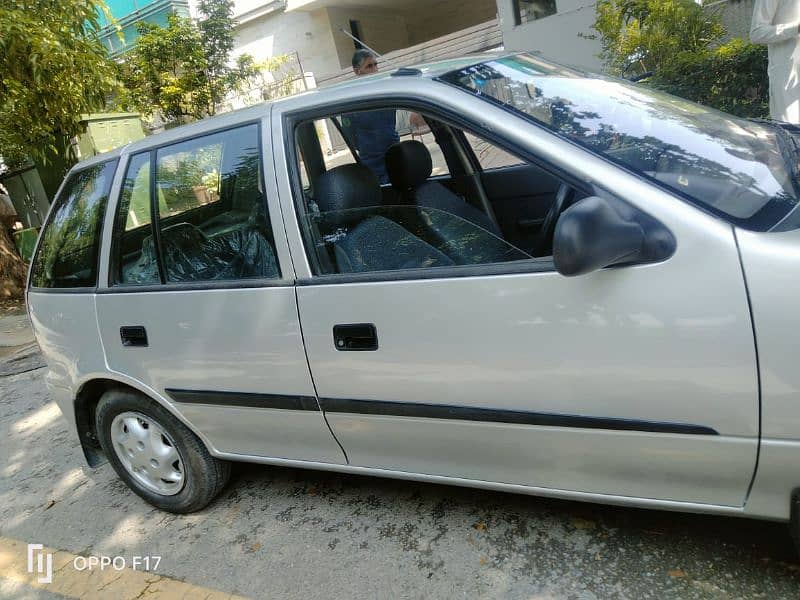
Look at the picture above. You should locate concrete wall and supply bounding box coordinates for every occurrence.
[497,0,604,71]
[708,0,755,41]
[325,6,411,68]
[233,8,342,76]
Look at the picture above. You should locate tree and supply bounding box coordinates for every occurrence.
[0,188,26,303]
[117,0,258,124]
[592,0,768,118]
[0,0,118,164]
[593,0,724,77]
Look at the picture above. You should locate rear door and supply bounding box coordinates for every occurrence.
[95,118,345,464]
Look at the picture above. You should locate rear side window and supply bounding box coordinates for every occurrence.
[30,160,117,288]
[113,123,280,285]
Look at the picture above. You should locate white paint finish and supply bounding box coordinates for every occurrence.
[735,227,800,440]
[497,0,604,71]
[326,415,755,506]
[745,438,800,520]
[93,286,346,465]
[26,293,107,429]
[179,405,345,461]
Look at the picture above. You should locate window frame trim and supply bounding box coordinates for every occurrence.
[28,158,119,291]
[107,119,285,292]
[282,95,590,285]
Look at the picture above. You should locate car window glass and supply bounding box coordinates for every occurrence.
[318,118,357,172]
[293,108,585,277]
[123,155,153,230]
[113,124,280,285]
[463,132,524,170]
[113,152,160,285]
[396,111,449,176]
[300,200,531,276]
[154,124,279,283]
[30,160,117,288]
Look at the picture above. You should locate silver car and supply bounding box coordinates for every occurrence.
[25,53,800,549]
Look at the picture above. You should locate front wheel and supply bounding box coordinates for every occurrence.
[95,389,230,513]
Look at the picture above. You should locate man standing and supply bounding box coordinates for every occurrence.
[751,0,800,124]
[343,50,399,184]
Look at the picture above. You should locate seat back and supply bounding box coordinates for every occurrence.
[385,140,502,237]
[315,164,454,273]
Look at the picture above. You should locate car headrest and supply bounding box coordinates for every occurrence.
[385,140,432,191]
[314,164,382,214]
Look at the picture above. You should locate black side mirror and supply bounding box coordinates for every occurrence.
[553,195,675,276]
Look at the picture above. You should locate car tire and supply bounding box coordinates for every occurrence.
[95,388,230,513]
[791,489,800,557]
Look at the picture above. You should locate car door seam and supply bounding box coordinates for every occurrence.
[293,285,350,464]
[733,226,763,506]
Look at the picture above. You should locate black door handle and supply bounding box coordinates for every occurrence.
[120,326,148,347]
[333,323,378,351]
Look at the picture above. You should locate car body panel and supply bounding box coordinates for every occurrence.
[273,77,759,506]
[735,227,800,441]
[26,292,105,432]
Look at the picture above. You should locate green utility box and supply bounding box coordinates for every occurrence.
[13,227,39,262]
[74,113,148,158]
[35,113,148,201]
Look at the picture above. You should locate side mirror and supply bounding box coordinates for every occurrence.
[553,195,675,276]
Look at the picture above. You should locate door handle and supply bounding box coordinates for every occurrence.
[333,323,378,351]
[120,326,148,347]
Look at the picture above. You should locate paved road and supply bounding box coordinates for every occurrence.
[2,356,800,598]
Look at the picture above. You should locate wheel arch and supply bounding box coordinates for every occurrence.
[73,374,216,467]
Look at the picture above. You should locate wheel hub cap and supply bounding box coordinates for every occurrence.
[110,411,185,496]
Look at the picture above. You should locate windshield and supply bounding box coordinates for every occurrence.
[438,53,799,231]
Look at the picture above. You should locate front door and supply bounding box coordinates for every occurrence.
[280,103,758,507]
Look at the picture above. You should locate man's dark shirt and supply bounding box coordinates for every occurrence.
[342,110,399,184]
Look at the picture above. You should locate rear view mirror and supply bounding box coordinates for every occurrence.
[553,195,675,276]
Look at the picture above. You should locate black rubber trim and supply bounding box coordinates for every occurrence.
[166,389,319,411]
[319,398,719,435]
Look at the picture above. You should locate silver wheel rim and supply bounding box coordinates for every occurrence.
[110,411,185,496]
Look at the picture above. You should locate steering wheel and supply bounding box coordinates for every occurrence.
[534,183,574,257]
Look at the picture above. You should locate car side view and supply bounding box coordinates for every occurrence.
[26,53,800,549]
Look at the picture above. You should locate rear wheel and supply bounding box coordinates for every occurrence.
[95,388,230,513]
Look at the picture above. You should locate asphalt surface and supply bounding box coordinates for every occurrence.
[2,338,800,598]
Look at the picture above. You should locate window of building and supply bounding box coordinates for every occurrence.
[513,0,557,26]
[30,160,117,288]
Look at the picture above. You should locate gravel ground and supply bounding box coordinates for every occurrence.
[2,358,800,599]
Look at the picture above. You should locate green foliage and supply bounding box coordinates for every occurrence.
[594,0,724,77]
[117,1,258,123]
[593,0,769,118]
[650,39,769,118]
[0,0,118,164]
